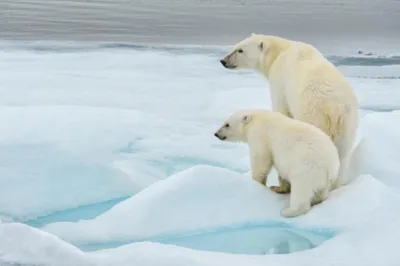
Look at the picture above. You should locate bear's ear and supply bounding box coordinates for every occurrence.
[259,42,264,51]
[242,114,251,124]
[251,32,256,37]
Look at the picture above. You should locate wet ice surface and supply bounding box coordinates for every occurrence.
[78,222,333,254]
[1,42,400,265]
[154,225,331,255]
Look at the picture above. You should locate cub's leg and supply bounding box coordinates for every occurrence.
[280,178,313,218]
[250,149,273,186]
[311,187,329,206]
[281,167,329,218]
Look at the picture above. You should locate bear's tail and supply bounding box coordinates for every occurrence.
[332,137,366,190]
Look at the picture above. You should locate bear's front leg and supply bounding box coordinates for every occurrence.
[270,176,291,194]
[250,149,272,186]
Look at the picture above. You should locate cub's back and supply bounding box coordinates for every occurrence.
[258,110,339,164]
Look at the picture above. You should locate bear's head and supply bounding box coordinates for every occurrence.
[214,110,252,142]
[220,33,266,70]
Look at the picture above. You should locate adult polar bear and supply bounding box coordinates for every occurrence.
[220,33,359,192]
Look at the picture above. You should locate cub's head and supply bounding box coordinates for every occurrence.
[214,111,252,142]
[220,33,266,70]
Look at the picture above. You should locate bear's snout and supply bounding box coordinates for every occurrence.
[220,59,227,67]
[214,132,226,140]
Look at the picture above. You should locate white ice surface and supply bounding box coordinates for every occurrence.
[0,49,269,221]
[2,169,400,266]
[0,47,399,221]
[357,111,400,188]
[40,163,389,246]
[2,110,399,265]
[0,222,91,266]
[1,44,400,265]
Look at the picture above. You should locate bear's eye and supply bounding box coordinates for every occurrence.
[238,49,243,53]
[225,123,230,128]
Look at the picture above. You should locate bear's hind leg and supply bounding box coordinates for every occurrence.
[270,175,291,194]
[280,178,313,218]
[311,187,329,206]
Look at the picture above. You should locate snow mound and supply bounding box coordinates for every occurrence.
[0,223,92,266]
[2,167,400,266]
[42,164,395,248]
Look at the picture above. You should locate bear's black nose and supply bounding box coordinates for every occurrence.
[214,133,219,138]
[220,60,227,67]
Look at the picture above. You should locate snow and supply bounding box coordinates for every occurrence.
[41,166,324,246]
[357,111,400,188]
[348,76,400,112]
[0,223,91,266]
[0,47,277,222]
[1,43,400,266]
[2,171,400,266]
[40,164,387,247]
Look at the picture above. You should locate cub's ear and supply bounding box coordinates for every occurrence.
[259,42,263,51]
[242,114,251,124]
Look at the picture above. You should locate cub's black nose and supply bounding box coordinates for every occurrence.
[214,133,219,138]
[220,60,227,67]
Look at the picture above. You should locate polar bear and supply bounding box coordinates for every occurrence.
[220,33,359,192]
[214,109,340,217]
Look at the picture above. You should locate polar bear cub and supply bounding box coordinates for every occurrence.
[214,109,340,218]
[220,33,359,190]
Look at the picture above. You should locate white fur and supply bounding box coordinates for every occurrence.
[215,110,340,218]
[220,34,359,188]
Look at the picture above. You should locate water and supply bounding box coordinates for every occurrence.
[25,197,129,228]
[157,226,330,255]
[1,0,399,52]
[80,223,334,254]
